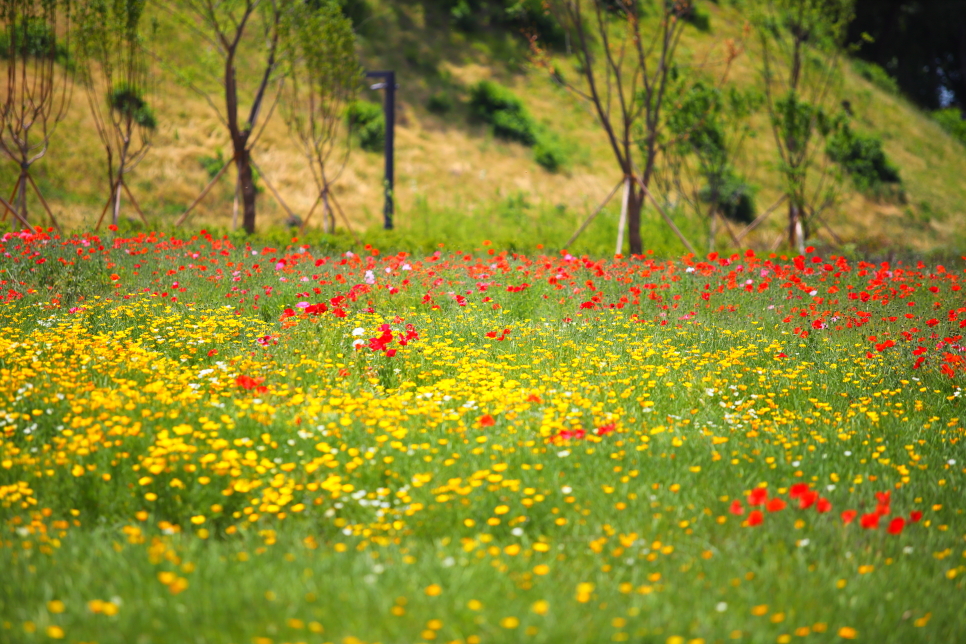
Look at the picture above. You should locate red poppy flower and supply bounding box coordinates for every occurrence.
[816,497,832,513]
[479,414,495,427]
[558,428,586,441]
[797,490,818,509]
[595,424,615,437]
[887,517,905,535]
[841,510,857,524]
[385,349,397,358]
[766,498,787,512]
[747,510,764,526]
[748,488,768,506]
[874,491,891,516]
[729,500,744,515]
[789,483,810,499]
[527,394,542,403]
[860,513,879,529]
[909,510,923,523]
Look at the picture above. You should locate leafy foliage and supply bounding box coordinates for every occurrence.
[933,108,966,147]
[852,59,899,95]
[433,0,566,48]
[0,17,66,61]
[110,85,156,130]
[426,91,454,115]
[347,100,384,152]
[825,122,901,193]
[662,80,759,225]
[469,80,536,143]
[469,80,566,171]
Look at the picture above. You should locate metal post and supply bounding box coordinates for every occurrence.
[366,70,396,230]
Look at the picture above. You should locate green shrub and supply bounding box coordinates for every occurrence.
[700,172,756,223]
[0,19,67,61]
[852,59,899,95]
[933,108,966,146]
[826,123,901,192]
[534,139,566,172]
[469,80,524,118]
[199,150,226,179]
[427,91,454,115]
[347,100,384,152]
[490,110,537,146]
[469,79,566,170]
[110,85,156,130]
[469,80,537,145]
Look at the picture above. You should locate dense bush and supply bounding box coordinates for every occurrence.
[852,59,900,95]
[427,91,454,114]
[933,108,966,146]
[347,100,384,152]
[469,80,537,145]
[431,0,566,48]
[469,80,566,171]
[0,18,70,63]
[826,123,901,192]
[700,172,756,223]
[533,138,566,172]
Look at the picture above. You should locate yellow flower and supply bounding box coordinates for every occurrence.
[531,600,549,615]
[838,626,857,639]
[500,617,519,629]
[425,584,442,596]
[46,600,65,614]
[46,625,65,639]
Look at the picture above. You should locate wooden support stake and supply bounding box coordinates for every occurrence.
[327,190,362,247]
[27,174,61,233]
[175,158,233,226]
[632,176,697,255]
[0,193,31,230]
[95,182,117,230]
[299,194,323,234]
[615,177,630,256]
[1,176,21,223]
[121,181,150,226]
[565,179,623,248]
[249,157,298,222]
[737,195,787,243]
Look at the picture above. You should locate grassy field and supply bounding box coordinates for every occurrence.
[1,227,964,643]
[2,0,966,256]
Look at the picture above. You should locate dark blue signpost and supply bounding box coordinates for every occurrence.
[365,71,396,230]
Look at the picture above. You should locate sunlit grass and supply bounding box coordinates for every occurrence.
[1,228,964,643]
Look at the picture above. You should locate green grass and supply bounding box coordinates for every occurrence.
[1,229,964,643]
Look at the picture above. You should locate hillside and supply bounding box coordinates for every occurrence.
[4,0,966,256]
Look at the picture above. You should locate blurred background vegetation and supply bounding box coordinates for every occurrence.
[0,0,964,258]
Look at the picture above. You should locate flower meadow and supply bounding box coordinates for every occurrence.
[1,227,965,644]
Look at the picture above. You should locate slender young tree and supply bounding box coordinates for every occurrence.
[658,79,760,251]
[280,0,359,233]
[77,0,154,228]
[755,0,854,252]
[161,0,283,234]
[532,0,693,255]
[0,0,72,228]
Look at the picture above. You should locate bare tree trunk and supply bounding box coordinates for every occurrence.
[709,210,717,253]
[236,146,257,234]
[627,184,644,256]
[789,203,806,254]
[232,175,239,231]
[17,168,27,222]
[321,189,334,234]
